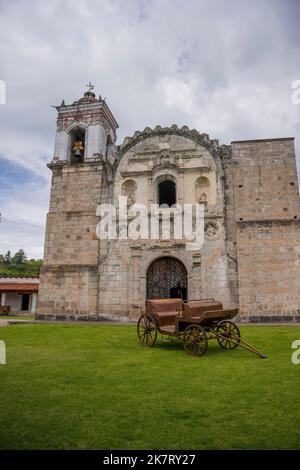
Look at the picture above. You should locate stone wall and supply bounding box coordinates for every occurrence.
[37,160,103,318]
[37,265,99,318]
[237,220,300,321]
[231,138,300,221]
[232,138,300,321]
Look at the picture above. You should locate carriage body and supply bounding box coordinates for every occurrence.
[179,299,238,330]
[145,298,238,334]
[138,299,266,358]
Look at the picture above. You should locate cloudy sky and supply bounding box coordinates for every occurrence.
[0,0,300,258]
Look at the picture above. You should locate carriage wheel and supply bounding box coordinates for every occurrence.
[183,324,208,357]
[137,315,157,347]
[217,320,240,349]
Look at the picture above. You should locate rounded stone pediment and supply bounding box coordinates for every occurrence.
[115,125,230,176]
[119,125,221,154]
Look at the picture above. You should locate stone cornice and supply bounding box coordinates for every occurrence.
[48,158,103,171]
[120,170,152,178]
[120,166,213,179]
[236,218,300,226]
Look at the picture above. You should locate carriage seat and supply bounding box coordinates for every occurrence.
[146,299,183,326]
[183,299,223,321]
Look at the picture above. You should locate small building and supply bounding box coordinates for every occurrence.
[0,276,39,315]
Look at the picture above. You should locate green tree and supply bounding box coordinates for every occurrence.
[12,249,27,268]
[0,250,42,276]
[3,251,12,266]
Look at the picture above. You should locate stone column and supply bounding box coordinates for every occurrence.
[1,292,6,306]
[129,254,142,318]
[148,176,153,205]
[31,293,37,313]
[179,173,184,206]
[86,124,107,158]
[53,130,68,161]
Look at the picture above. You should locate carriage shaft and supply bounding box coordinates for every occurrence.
[212,329,267,359]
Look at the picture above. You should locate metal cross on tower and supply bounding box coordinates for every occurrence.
[86,81,94,93]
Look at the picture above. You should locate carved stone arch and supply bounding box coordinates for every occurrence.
[66,120,88,133]
[114,125,230,178]
[113,126,230,238]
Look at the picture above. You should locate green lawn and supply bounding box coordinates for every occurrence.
[0,324,299,449]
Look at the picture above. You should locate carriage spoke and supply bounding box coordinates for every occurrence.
[217,321,240,350]
[137,315,158,347]
[183,324,208,357]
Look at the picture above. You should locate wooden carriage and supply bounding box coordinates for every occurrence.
[137,299,267,358]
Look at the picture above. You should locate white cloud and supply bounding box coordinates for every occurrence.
[158,77,198,115]
[0,175,50,258]
[0,217,45,259]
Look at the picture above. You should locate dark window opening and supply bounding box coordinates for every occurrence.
[21,294,30,311]
[70,128,85,163]
[158,180,176,207]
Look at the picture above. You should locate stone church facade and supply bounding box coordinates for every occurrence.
[37,88,300,322]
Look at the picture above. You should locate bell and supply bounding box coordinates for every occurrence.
[72,140,84,163]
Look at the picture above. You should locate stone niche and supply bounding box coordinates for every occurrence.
[195,176,211,204]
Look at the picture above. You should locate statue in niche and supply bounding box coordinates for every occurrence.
[195,176,211,205]
[198,192,208,204]
[122,180,137,207]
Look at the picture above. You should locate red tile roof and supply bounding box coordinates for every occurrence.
[0,283,38,292]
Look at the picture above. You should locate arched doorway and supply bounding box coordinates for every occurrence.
[147,257,187,300]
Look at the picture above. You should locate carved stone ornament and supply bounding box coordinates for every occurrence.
[205,221,219,239]
[198,192,208,204]
[122,180,137,207]
[115,125,230,177]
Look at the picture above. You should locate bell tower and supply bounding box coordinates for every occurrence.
[37,85,118,319]
[53,82,118,164]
